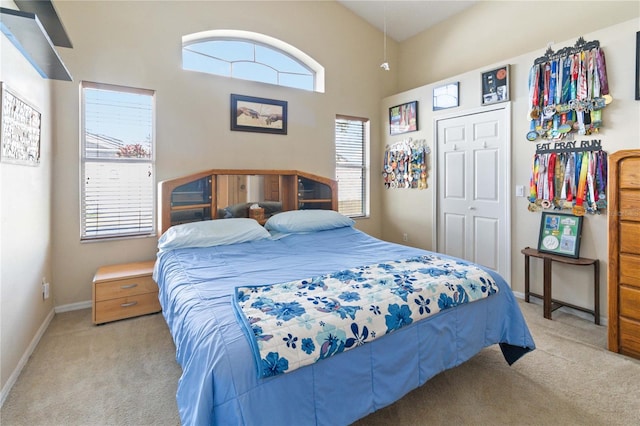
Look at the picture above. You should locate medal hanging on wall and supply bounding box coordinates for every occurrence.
[528,149,607,214]
[526,38,610,142]
[383,139,429,190]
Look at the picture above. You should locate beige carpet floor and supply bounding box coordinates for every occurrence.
[2,299,639,426]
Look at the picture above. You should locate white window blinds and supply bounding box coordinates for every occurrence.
[81,82,155,240]
[335,116,368,217]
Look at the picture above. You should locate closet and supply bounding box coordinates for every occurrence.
[608,150,640,359]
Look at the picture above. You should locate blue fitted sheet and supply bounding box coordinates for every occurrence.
[154,226,535,426]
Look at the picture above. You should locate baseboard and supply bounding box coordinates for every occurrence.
[0,307,55,408]
[513,291,607,326]
[55,300,91,313]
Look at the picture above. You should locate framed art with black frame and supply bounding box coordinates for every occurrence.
[635,31,640,101]
[231,94,287,135]
[537,212,583,258]
[389,101,418,135]
[481,65,509,106]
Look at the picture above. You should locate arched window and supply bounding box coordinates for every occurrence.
[182,30,324,93]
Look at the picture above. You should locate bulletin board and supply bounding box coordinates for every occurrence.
[0,82,41,166]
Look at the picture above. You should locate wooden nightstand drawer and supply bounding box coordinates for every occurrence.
[92,260,160,324]
[95,275,157,302]
[95,292,161,324]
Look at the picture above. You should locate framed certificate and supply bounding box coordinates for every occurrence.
[537,212,583,258]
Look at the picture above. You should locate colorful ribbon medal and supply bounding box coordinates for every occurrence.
[572,152,589,216]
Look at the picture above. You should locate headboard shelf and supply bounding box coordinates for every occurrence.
[158,169,338,235]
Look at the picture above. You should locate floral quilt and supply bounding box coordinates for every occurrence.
[233,254,499,378]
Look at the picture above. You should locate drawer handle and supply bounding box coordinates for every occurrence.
[120,301,138,308]
[120,283,138,289]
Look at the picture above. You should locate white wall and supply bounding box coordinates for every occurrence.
[397,1,640,93]
[382,17,640,322]
[0,1,54,398]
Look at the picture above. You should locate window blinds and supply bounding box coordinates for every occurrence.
[81,83,155,240]
[335,117,367,217]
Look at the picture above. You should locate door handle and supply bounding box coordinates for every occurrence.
[468,206,476,210]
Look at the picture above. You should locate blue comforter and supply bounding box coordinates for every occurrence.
[154,226,535,426]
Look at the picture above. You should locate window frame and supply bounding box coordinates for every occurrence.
[80,81,156,242]
[335,114,370,219]
[182,29,325,93]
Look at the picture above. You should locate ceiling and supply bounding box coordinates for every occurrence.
[337,0,478,42]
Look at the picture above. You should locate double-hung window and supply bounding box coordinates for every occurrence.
[335,115,369,218]
[80,82,155,240]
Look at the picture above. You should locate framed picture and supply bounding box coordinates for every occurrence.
[0,82,41,166]
[230,94,287,135]
[389,101,418,135]
[481,65,509,105]
[537,212,583,258]
[635,31,640,101]
[433,82,459,111]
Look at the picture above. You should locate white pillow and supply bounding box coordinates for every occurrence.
[264,210,354,233]
[158,218,270,251]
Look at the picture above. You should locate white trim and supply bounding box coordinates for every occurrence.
[182,29,325,93]
[0,308,55,408]
[55,300,92,313]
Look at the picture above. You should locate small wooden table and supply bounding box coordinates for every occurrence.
[521,247,600,324]
[93,260,160,324]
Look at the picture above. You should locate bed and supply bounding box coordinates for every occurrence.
[154,170,535,426]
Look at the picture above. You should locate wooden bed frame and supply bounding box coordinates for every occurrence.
[157,169,338,235]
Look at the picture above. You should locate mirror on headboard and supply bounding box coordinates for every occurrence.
[159,169,337,235]
[215,175,284,220]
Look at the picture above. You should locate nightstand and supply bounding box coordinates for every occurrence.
[92,260,161,324]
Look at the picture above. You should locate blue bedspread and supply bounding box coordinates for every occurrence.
[154,226,535,426]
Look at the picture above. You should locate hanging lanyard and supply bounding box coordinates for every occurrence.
[543,62,551,106]
[596,48,610,97]
[573,152,590,216]
[547,153,556,201]
[529,154,539,202]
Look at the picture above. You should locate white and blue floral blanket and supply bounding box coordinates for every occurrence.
[233,254,499,378]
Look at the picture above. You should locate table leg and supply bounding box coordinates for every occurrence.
[594,260,600,325]
[543,258,552,320]
[524,254,530,303]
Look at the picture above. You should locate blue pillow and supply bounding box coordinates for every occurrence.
[158,218,270,251]
[264,210,354,233]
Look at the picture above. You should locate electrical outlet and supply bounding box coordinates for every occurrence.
[42,282,50,300]
[402,233,409,242]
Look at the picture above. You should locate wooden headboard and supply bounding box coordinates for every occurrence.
[158,169,338,235]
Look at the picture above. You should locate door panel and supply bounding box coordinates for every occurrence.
[474,149,498,201]
[444,151,466,199]
[437,108,508,278]
[444,213,466,259]
[474,216,499,270]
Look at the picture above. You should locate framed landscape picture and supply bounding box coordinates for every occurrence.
[231,94,287,135]
[537,212,583,258]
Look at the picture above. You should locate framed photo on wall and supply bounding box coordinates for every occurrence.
[481,65,509,105]
[389,101,418,135]
[433,82,459,111]
[537,212,583,258]
[0,82,41,166]
[635,31,640,101]
[230,94,287,135]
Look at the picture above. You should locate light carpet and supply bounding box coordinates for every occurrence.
[2,300,639,425]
